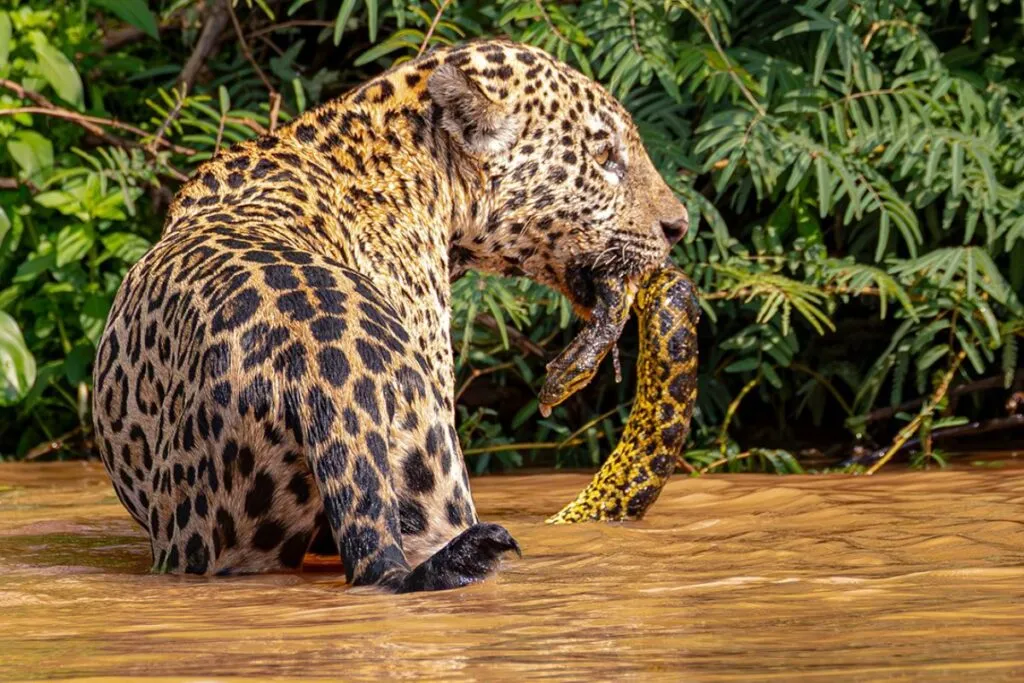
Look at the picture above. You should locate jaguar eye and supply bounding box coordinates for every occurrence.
[592,145,624,177]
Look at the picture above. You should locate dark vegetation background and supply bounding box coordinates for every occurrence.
[0,0,1021,472]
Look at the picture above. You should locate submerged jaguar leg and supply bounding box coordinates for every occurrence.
[311,394,519,593]
[305,270,519,592]
[306,412,413,588]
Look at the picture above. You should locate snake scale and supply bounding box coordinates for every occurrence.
[539,265,700,523]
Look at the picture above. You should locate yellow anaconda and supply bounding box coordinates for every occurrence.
[539,266,700,523]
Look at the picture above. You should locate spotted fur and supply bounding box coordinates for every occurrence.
[92,39,687,592]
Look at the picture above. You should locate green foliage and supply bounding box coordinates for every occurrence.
[0,0,1020,468]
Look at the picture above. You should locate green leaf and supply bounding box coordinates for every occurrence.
[55,224,96,268]
[0,12,11,67]
[924,139,944,186]
[63,341,94,385]
[916,344,950,372]
[795,202,822,244]
[725,357,759,373]
[80,294,112,346]
[33,190,77,212]
[483,295,509,350]
[950,141,964,197]
[0,206,9,246]
[7,131,54,180]
[813,30,834,85]
[814,156,831,216]
[0,311,36,406]
[288,0,316,14]
[333,0,359,45]
[14,252,55,282]
[367,0,378,43]
[762,363,783,389]
[101,232,151,263]
[354,31,421,66]
[92,0,160,40]
[29,32,84,107]
[292,78,306,113]
[499,4,542,24]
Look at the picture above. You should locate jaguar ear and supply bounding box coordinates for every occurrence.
[428,63,522,157]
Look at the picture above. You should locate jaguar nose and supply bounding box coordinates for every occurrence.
[660,215,688,245]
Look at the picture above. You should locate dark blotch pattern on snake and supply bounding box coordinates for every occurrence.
[540,265,699,523]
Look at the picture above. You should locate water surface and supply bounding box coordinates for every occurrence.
[1,463,1022,681]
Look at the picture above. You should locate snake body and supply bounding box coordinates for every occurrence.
[540,266,700,523]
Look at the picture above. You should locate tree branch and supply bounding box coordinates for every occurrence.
[0,106,196,157]
[419,0,454,56]
[0,79,194,182]
[226,0,281,131]
[178,0,232,92]
[226,1,275,95]
[693,12,766,117]
[864,350,966,474]
[860,369,1024,423]
[0,79,134,150]
[0,177,38,192]
[476,314,548,358]
[248,19,333,40]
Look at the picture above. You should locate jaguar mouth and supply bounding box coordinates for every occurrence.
[562,246,661,317]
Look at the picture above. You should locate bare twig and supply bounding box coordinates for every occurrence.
[717,375,760,456]
[702,283,926,303]
[24,428,82,461]
[226,115,267,136]
[693,11,766,117]
[627,1,643,55]
[148,84,188,155]
[226,0,282,132]
[178,0,232,92]
[0,177,37,192]
[841,413,1024,469]
[0,79,136,151]
[476,314,548,358]
[248,19,333,39]
[859,369,1024,423]
[463,437,590,456]
[227,1,277,96]
[0,80,197,156]
[0,78,50,107]
[268,92,282,134]
[557,401,634,448]
[0,79,193,182]
[534,0,570,44]
[790,361,854,416]
[256,33,287,58]
[455,362,515,402]
[0,106,197,156]
[102,25,150,51]
[698,450,756,475]
[864,350,966,475]
[419,0,454,56]
[862,19,918,49]
[676,455,696,474]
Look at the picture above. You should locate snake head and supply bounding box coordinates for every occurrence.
[538,277,637,416]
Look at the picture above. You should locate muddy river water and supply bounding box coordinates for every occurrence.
[1,462,1022,681]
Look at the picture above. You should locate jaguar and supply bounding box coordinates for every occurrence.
[92,38,688,592]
